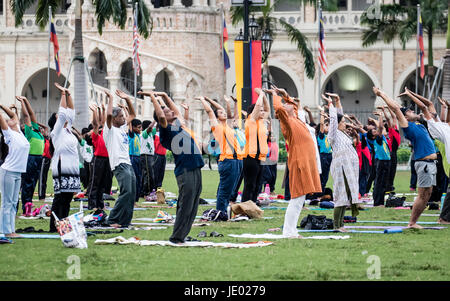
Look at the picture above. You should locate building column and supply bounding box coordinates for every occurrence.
[172,0,183,7]
[192,0,201,7]
[382,49,394,100]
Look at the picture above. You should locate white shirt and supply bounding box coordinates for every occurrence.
[50,107,80,177]
[79,140,93,163]
[1,127,30,173]
[103,122,131,170]
[427,119,450,164]
[140,129,155,155]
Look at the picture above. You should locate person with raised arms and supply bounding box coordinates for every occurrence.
[264,86,321,237]
[102,89,137,228]
[48,83,81,232]
[0,102,30,237]
[139,90,204,244]
[373,86,437,229]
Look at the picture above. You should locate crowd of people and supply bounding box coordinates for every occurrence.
[0,81,449,241]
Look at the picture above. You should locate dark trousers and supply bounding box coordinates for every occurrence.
[87,156,112,210]
[284,166,291,201]
[49,192,73,232]
[387,152,398,192]
[107,163,136,227]
[366,157,377,194]
[229,168,244,202]
[260,164,277,193]
[21,154,43,211]
[429,153,448,202]
[373,159,391,206]
[38,156,51,200]
[153,154,167,188]
[319,153,332,192]
[80,161,91,190]
[242,156,263,203]
[216,159,243,213]
[130,155,142,202]
[141,154,155,195]
[170,168,202,243]
[440,184,450,222]
[410,159,417,189]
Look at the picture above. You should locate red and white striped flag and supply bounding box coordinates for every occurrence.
[133,14,141,76]
[318,8,327,75]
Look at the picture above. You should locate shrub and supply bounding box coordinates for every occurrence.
[397,147,411,164]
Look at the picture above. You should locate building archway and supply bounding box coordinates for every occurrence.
[21,68,69,124]
[119,58,142,98]
[322,65,376,123]
[268,66,299,98]
[154,69,171,96]
[88,48,109,88]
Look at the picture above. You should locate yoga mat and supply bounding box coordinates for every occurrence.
[0,234,60,239]
[228,233,350,240]
[357,220,440,225]
[18,216,50,220]
[296,229,402,234]
[344,225,446,230]
[94,236,273,248]
[262,207,287,210]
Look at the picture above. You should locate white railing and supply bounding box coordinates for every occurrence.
[321,11,363,29]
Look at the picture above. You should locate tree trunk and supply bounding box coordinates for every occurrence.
[441,1,450,111]
[73,0,89,129]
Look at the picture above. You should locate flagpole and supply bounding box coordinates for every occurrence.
[220,4,225,98]
[318,1,321,106]
[46,6,52,123]
[415,4,420,95]
[134,2,138,108]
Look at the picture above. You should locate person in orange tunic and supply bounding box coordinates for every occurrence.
[264,87,322,237]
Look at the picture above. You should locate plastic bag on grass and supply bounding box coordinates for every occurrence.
[52,202,88,249]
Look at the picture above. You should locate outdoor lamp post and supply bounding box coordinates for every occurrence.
[261,29,274,117]
[248,15,259,41]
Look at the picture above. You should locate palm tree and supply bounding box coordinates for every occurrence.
[230,0,338,81]
[360,0,447,81]
[10,0,153,129]
[442,0,450,109]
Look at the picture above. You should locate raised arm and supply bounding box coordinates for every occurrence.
[373,87,408,128]
[399,88,434,121]
[180,103,190,125]
[224,95,234,119]
[90,103,99,135]
[138,91,168,128]
[116,89,136,124]
[106,90,114,129]
[378,106,392,129]
[54,83,68,109]
[0,103,19,124]
[437,97,448,123]
[408,88,437,116]
[197,96,218,128]
[204,96,226,112]
[318,106,325,133]
[0,111,8,131]
[19,96,38,124]
[16,97,31,127]
[326,93,342,110]
[303,106,315,125]
[249,88,265,121]
[156,92,182,122]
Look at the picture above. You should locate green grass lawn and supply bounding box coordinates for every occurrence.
[1,169,448,281]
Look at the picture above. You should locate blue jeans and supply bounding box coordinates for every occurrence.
[216,159,243,213]
[0,168,22,234]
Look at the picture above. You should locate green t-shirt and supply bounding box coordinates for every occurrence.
[436,140,449,178]
[24,121,44,155]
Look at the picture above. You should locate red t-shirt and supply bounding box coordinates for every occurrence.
[43,138,52,159]
[91,130,109,157]
[154,131,167,156]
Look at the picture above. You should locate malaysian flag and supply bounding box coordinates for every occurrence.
[223,12,230,71]
[133,12,141,76]
[418,15,425,79]
[318,8,327,75]
[50,19,61,76]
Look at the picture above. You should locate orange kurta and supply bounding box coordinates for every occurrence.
[273,95,321,198]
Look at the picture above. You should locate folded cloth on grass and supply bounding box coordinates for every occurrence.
[0,234,60,239]
[94,236,273,248]
[228,233,350,240]
[295,229,402,234]
[18,216,50,220]
[131,222,210,227]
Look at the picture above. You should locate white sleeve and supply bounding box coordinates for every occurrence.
[1,128,11,145]
[427,120,445,142]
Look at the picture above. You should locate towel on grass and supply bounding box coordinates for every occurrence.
[228,233,350,240]
[94,236,273,248]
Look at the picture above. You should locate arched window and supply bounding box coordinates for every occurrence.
[154,69,171,96]
[88,49,109,88]
[119,58,143,98]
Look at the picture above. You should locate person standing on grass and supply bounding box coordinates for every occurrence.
[317,105,332,194]
[18,96,44,214]
[128,118,143,202]
[0,102,30,238]
[38,126,52,201]
[374,87,437,229]
[48,83,81,232]
[140,120,157,198]
[323,93,361,231]
[380,106,401,194]
[264,87,321,237]
[368,110,391,207]
[139,90,204,244]
[87,101,113,212]
[197,96,243,218]
[103,90,137,228]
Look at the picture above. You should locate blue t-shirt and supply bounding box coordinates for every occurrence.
[128,131,141,156]
[402,122,435,160]
[159,120,205,177]
[374,135,391,161]
[317,132,332,154]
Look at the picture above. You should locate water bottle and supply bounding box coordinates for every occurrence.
[265,184,270,195]
[237,193,242,203]
[441,193,446,213]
